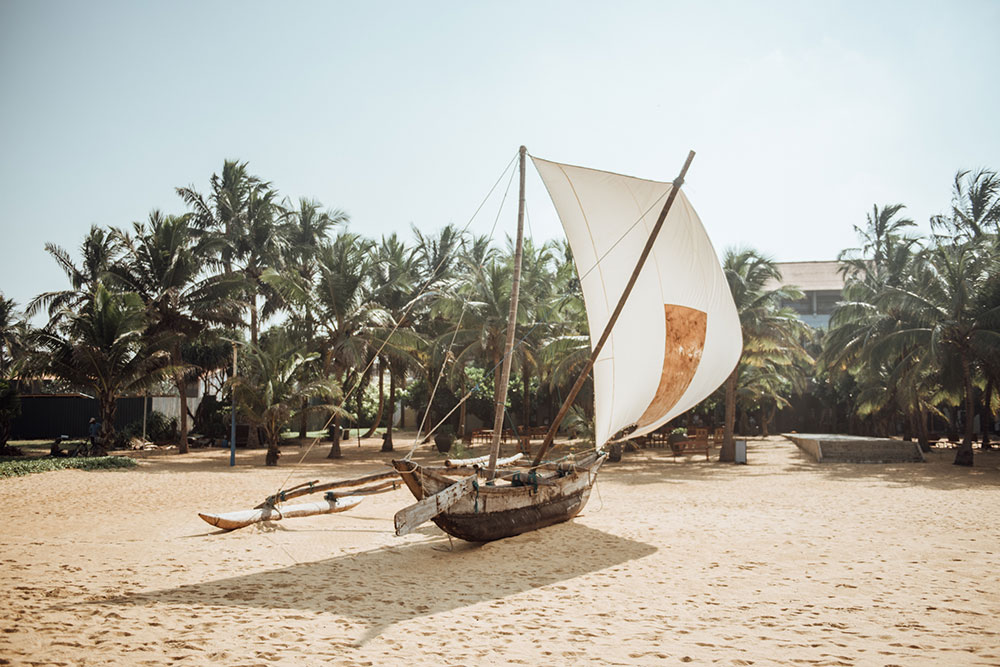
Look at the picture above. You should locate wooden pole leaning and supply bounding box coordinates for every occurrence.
[486,145,528,481]
[531,150,696,467]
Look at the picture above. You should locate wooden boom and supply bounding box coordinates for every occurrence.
[256,469,399,508]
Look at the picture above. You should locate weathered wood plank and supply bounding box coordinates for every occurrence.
[394,475,476,536]
[256,469,397,508]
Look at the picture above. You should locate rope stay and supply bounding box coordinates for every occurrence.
[269,150,521,497]
[269,149,674,497]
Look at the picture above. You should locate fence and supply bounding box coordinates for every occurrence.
[11,395,151,440]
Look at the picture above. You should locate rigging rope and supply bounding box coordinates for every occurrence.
[269,149,673,496]
[269,150,520,498]
[403,155,520,460]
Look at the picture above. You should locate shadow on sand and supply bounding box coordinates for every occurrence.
[108,522,656,643]
[604,437,1000,491]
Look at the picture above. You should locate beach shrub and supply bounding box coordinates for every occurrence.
[434,426,455,454]
[114,411,177,448]
[194,394,228,438]
[0,455,137,478]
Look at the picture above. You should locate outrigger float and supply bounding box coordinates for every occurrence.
[198,470,399,531]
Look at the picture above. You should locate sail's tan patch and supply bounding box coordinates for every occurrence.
[636,305,707,427]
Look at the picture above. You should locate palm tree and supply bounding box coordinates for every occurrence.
[280,198,347,437]
[434,254,517,443]
[177,160,284,345]
[311,233,389,458]
[509,238,555,429]
[931,169,1000,241]
[27,225,121,324]
[412,223,463,287]
[823,204,923,439]
[111,211,239,453]
[32,283,166,453]
[719,247,810,462]
[0,294,27,455]
[231,332,343,466]
[878,242,1000,465]
[0,294,28,379]
[369,233,422,449]
[537,239,590,426]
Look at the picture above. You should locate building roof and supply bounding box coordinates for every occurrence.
[768,261,845,292]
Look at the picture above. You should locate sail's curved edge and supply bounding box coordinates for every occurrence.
[532,156,742,448]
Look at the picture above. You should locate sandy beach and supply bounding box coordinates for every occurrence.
[2,435,999,666]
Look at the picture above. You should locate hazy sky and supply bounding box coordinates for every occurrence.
[2,0,998,312]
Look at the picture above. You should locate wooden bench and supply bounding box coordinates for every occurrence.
[670,436,711,461]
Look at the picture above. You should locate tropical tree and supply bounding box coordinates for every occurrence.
[177,160,285,345]
[231,333,343,466]
[876,242,1000,465]
[0,294,28,379]
[0,295,26,454]
[310,233,389,458]
[32,283,166,453]
[111,211,239,453]
[434,253,517,438]
[718,248,811,462]
[823,204,924,439]
[369,233,423,450]
[931,168,1000,241]
[279,198,347,438]
[27,225,121,324]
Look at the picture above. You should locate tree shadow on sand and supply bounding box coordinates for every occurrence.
[107,522,656,644]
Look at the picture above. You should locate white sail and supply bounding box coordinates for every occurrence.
[532,156,742,447]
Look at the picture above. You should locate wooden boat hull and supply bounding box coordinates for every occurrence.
[392,452,605,542]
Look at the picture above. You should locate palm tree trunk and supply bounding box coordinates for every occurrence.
[265,426,280,466]
[176,372,190,455]
[97,391,115,456]
[250,292,258,347]
[363,361,384,439]
[916,405,932,452]
[761,404,774,437]
[327,411,342,459]
[719,368,737,462]
[458,373,467,439]
[523,371,531,430]
[298,397,308,439]
[955,356,975,466]
[981,379,993,451]
[381,369,395,452]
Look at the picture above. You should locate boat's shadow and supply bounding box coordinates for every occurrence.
[114,522,655,643]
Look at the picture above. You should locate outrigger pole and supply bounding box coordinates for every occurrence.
[485,145,528,481]
[531,150,697,467]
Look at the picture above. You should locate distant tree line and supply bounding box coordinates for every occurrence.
[0,161,996,466]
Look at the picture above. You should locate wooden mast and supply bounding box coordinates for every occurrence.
[486,145,527,481]
[532,150,696,467]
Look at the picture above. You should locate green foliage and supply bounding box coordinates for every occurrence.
[114,411,178,447]
[0,456,137,479]
[0,379,21,447]
[193,394,229,438]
